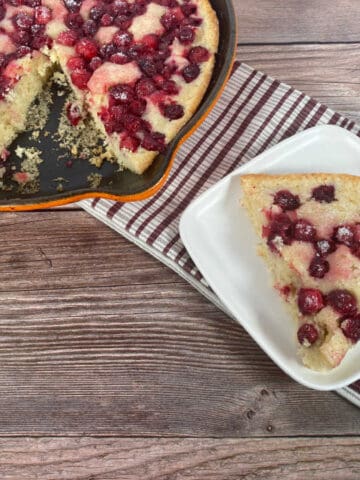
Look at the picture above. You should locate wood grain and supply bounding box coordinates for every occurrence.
[236,0,360,43]
[0,210,358,437]
[237,44,360,123]
[0,437,359,479]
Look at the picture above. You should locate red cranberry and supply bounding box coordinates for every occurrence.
[121,135,139,152]
[267,213,294,246]
[70,69,91,89]
[87,55,101,70]
[177,26,194,44]
[308,255,330,279]
[161,102,184,120]
[34,6,52,24]
[99,42,116,59]
[11,30,30,46]
[124,114,142,134]
[112,0,130,15]
[65,12,83,29]
[109,84,134,104]
[100,13,113,26]
[82,19,97,36]
[15,45,31,58]
[341,315,360,343]
[141,119,152,132]
[128,44,145,60]
[161,79,179,94]
[182,63,200,83]
[135,77,156,97]
[297,288,325,315]
[312,184,335,203]
[327,289,357,316]
[89,5,105,20]
[129,2,146,16]
[315,239,336,256]
[141,33,159,49]
[114,14,132,29]
[273,189,300,211]
[141,132,166,152]
[188,46,210,63]
[109,51,129,64]
[129,98,146,115]
[64,0,82,12]
[159,30,176,47]
[57,30,78,46]
[66,102,82,126]
[139,58,157,77]
[13,12,34,31]
[333,225,355,248]
[109,104,126,121]
[160,10,182,30]
[31,34,51,49]
[113,31,133,47]
[297,323,319,346]
[293,219,316,242]
[67,56,86,70]
[75,38,98,59]
[180,2,196,16]
[31,23,45,35]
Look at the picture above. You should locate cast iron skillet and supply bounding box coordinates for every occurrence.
[0,0,237,210]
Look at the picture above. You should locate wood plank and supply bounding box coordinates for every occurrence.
[0,437,359,479]
[237,44,360,123]
[236,0,360,43]
[0,210,358,437]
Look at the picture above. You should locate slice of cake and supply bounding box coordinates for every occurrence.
[0,0,219,175]
[241,173,360,371]
[0,1,54,159]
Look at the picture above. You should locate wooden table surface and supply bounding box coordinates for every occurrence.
[2,1,360,478]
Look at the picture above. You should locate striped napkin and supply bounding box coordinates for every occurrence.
[79,61,360,407]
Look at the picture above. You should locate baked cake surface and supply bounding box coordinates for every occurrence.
[0,0,219,173]
[241,173,360,371]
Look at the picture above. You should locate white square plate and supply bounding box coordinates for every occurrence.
[179,125,360,390]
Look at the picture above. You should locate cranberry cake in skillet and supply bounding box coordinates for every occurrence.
[241,173,360,371]
[0,0,219,173]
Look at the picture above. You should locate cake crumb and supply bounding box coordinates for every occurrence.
[13,146,43,193]
[87,172,102,188]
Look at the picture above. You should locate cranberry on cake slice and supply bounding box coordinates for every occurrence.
[308,255,329,279]
[326,289,357,316]
[297,288,325,315]
[293,219,316,242]
[297,323,319,347]
[333,224,356,247]
[273,189,300,211]
[311,184,336,203]
[341,315,360,343]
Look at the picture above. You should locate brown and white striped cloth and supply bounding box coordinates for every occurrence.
[79,61,360,407]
